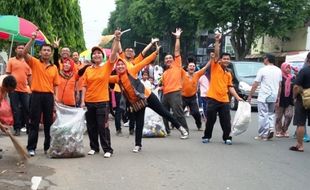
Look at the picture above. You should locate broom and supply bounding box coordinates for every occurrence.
[0,123,30,160]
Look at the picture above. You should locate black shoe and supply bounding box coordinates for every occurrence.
[14,129,21,136]
[129,129,134,135]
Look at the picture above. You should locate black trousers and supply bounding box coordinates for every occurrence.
[113,92,128,131]
[9,91,30,131]
[85,102,113,153]
[134,93,181,146]
[182,95,202,129]
[27,92,54,151]
[203,98,232,141]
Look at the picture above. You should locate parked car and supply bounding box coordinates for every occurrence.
[227,61,264,110]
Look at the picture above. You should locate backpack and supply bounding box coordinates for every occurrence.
[302,88,310,109]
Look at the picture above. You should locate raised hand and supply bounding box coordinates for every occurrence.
[151,38,159,44]
[114,28,122,40]
[172,28,183,38]
[215,32,222,41]
[210,52,215,59]
[155,42,161,53]
[31,31,38,40]
[52,37,61,48]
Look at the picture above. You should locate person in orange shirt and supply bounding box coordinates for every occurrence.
[80,30,119,158]
[23,32,59,157]
[110,40,188,153]
[201,34,242,145]
[118,38,160,135]
[72,51,84,107]
[161,28,189,135]
[57,58,78,106]
[181,56,211,130]
[6,44,32,136]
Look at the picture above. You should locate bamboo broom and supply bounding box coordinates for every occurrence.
[0,123,30,160]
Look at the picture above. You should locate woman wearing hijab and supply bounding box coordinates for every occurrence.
[109,41,188,153]
[57,58,79,106]
[275,62,295,137]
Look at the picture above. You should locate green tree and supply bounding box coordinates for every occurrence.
[105,0,199,58]
[187,0,310,60]
[0,0,85,52]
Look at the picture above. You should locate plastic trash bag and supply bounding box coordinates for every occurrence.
[48,103,86,158]
[231,101,251,136]
[143,89,167,138]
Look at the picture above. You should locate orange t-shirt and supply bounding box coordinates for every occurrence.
[57,74,78,106]
[109,52,157,103]
[182,69,206,97]
[6,57,32,93]
[206,60,233,103]
[76,62,85,91]
[83,59,114,102]
[27,56,59,93]
[119,52,144,65]
[162,55,184,95]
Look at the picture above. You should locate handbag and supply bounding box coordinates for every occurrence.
[130,98,148,112]
[302,88,310,109]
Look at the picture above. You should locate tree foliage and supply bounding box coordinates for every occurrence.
[0,0,85,52]
[106,0,310,60]
[106,0,199,57]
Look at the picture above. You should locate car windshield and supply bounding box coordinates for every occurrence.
[233,62,264,78]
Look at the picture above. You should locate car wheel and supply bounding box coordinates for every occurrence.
[230,96,238,110]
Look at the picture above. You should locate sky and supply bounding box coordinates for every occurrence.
[79,0,116,49]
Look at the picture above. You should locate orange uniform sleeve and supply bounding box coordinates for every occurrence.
[54,68,60,86]
[109,75,119,84]
[131,52,157,76]
[133,53,144,65]
[195,67,206,79]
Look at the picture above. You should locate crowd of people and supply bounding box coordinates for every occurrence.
[0,28,310,160]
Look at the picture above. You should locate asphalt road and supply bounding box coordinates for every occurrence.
[0,111,310,190]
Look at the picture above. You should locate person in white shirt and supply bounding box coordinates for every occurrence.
[140,71,152,90]
[198,74,209,120]
[248,54,282,140]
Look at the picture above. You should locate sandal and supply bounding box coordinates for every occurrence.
[289,146,304,152]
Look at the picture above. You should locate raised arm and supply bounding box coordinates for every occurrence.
[23,31,37,63]
[214,33,221,61]
[52,37,61,69]
[141,38,159,57]
[110,29,121,63]
[131,43,160,75]
[197,52,215,76]
[172,28,182,57]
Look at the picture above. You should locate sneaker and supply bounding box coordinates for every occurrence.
[132,146,141,153]
[283,131,290,138]
[28,150,36,157]
[103,152,112,158]
[267,131,274,140]
[202,138,210,143]
[224,139,232,145]
[87,150,97,155]
[275,132,283,138]
[21,127,27,133]
[123,121,129,127]
[178,126,189,139]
